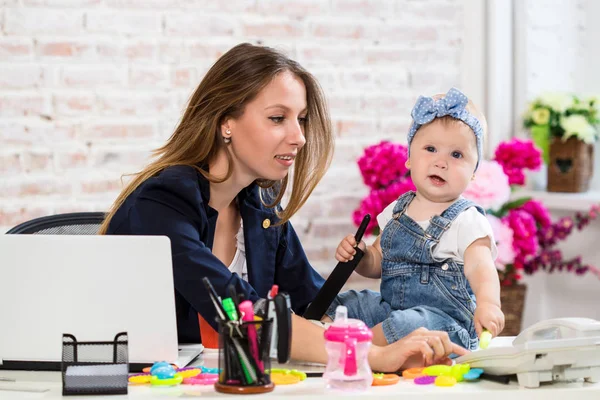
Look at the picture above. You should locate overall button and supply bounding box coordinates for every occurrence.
[262,219,271,229]
[441,263,449,271]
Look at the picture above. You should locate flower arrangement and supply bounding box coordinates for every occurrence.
[523,93,599,163]
[353,138,600,286]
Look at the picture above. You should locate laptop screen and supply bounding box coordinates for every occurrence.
[0,235,179,369]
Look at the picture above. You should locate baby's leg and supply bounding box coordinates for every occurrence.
[381,305,477,350]
[322,289,391,328]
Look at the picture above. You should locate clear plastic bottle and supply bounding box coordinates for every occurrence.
[323,306,373,391]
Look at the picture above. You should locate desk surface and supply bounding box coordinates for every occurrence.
[2,349,600,399]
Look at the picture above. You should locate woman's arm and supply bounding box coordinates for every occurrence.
[290,315,468,372]
[274,221,326,315]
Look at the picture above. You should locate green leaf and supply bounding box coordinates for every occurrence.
[495,197,532,217]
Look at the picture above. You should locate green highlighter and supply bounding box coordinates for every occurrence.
[479,329,492,349]
[222,297,255,384]
[223,297,239,321]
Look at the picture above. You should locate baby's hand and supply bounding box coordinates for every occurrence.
[474,302,505,337]
[335,234,365,262]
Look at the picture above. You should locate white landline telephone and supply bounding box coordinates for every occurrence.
[455,317,600,388]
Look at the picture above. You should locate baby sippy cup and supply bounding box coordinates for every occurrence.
[323,306,373,391]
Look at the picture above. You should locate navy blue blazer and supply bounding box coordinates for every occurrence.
[106,165,325,343]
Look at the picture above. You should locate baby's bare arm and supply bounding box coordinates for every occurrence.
[355,236,383,279]
[464,237,505,336]
[463,237,500,306]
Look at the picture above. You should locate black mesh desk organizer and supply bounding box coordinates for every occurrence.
[61,332,129,396]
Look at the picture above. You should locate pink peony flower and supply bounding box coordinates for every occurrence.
[463,160,511,211]
[353,177,416,235]
[494,139,542,186]
[357,141,409,190]
[353,190,388,235]
[517,199,552,228]
[504,209,539,260]
[486,215,515,271]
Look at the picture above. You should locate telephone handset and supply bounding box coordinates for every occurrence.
[513,317,600,346]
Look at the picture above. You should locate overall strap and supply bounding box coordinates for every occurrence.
[425,198,479,241]
[391,191,416,219]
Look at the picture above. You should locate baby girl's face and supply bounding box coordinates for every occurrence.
[408,119,478,204]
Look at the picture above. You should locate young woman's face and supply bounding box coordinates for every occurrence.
[408,119,478,203]
[226,71,307,182]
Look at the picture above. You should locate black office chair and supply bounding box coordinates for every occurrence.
[6,212,106,235]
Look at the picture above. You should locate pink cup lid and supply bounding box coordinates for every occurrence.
[324,306,373,343]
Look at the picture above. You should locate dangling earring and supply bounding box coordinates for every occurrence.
[223,129,231,144]
[471,174,476,181]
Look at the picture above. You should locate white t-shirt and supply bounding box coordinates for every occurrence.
[228,221,248,281]
[377,200,498,263]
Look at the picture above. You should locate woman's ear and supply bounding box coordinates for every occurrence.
[221,120,233,144]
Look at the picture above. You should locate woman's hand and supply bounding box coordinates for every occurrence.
[369,327,469,372]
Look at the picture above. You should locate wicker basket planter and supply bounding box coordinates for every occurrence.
[547,137,594,193]
[499,284,527,336]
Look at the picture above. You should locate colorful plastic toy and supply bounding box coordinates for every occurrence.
[435,376,457,387]
[414,375,436,385]
[176,368,202,379]
[402,367,425,379]
[150,374,183,386]
[423,365,451,376]
[128,374,151,384]
[183,373,219,385]
[269,368,307,385]
[371,373,400,386]
[463,368,484,381]
[410,363,479,387]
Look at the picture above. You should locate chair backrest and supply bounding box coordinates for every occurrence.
[6,212,106,235]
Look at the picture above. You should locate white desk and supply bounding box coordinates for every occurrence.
[2,349,600,400]
[1,370,599,399]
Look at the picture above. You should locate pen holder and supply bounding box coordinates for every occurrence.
[61,332,129,396]
[215,319,274,394]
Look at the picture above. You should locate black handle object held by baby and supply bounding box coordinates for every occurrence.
[302,214,371,321]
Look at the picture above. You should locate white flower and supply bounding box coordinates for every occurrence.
[584,96,599,113]
[531,108,550,125]
[538,92,574,113]
[560,115,597,143]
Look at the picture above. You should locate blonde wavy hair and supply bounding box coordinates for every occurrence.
[99,43,334,234]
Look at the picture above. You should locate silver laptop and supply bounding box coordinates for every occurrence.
[0,235,203,372]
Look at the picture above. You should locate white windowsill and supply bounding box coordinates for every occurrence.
[511,189,600,212]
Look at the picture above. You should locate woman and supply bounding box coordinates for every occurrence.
[99,43,467,372]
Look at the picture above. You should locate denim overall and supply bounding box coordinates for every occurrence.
[327,191,481,350]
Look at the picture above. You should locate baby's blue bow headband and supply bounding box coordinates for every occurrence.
[407,87,483,171]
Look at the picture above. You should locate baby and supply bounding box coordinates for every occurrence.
[328,88,504,351]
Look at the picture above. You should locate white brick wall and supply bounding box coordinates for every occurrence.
[0,0,468,277]
[522,0,587,100]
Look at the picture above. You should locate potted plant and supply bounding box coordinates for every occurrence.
[353,138,600,335]
[523,93,599,193]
